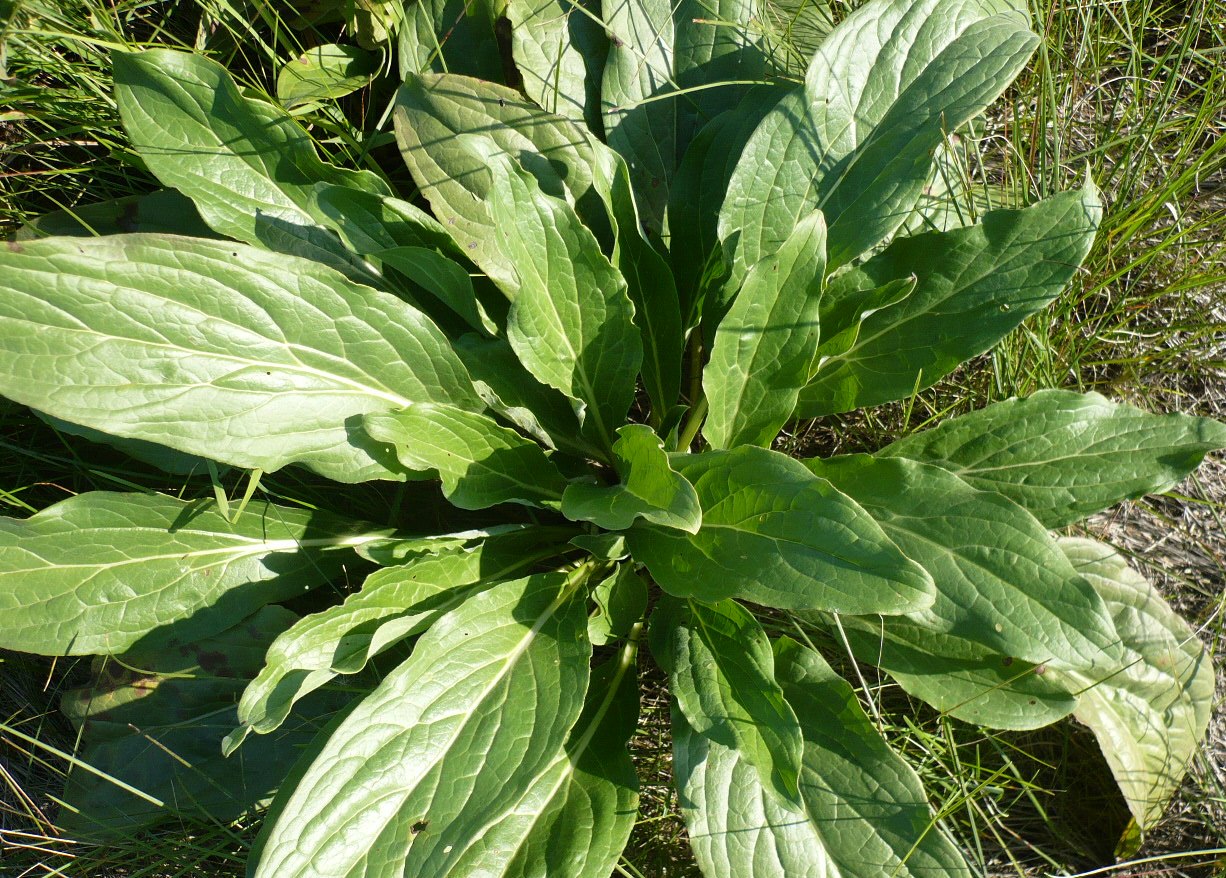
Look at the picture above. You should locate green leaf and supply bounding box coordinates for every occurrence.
[251,572,591,878]
[588,564,647,645]
[485,150,643,451]
[348,0,403,48]
[829,617,1077,730]
[811,275,916,368]
[590,146,684,417]
[0,492,368,656]
[112,49,387,276]
[453,334,592,456]
[667,86,783,320]
[760,0,834,76]
[799,184,1102,415]
[806,455,1120,670]
[58,606,347,837]
[374,246,497,335]
[721,0,1038,280]
[1053,537,1214,829]
[501,654,640,878]
[310,185,460,257]
[16,190,217,240]
[0,235,480,481]
[673,636,973,878]
[601,0,769,232]
[508,0,606,130]
[365,403,568,509]
[277,44,378,108]
[703,210,826,449]
[626,446,934,612]
[399,0,504,82]
[562,424,701,533]
[881,390,1226,527]
[394,74,612,292]
[232,537,549,745]
[655,597,804,803]
[37,411,217,476]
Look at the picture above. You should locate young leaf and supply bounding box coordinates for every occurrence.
[673,637,973,878]
[588,565,648,645]
[703,210,826,449]
[0,492,368,656]
[881,390,1226,527]
[807,455,1120,670]
[0,235,480,481]
[799,183,1102,416]
[59,607,347,837]
[112,49,387,275]
[500,653,641,878]
[310,185,461,257]
[251,572,591,878]
[233,537,550,745]
[654,596,804,804]
[590,146,684,417]
[485,150,643,451]
[720,0,1037,280]
[364,403,568,509]
[394,74,612,291]
[508,0,607,130]
[626,446,934,613]
[1054,537,1214,830]
[601,0,769,231]
[277,44,378,108]
[562,424,701,533]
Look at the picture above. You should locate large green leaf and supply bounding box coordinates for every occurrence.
[0,492,369,656]
[365,404,568,509]
[501,651,640,878]
[654,597,804,803]
[881,390,1226,527]
[799,184,1102,416]
[232,536,550,746]
[310,185,460,257]
[485,150,643,451]
[399,0,504,82]
[626,446,933,612]
[562,424,701,533]
[508,0,606,130]
[394,74,612,292]
[112,49,387,276]
[1054,537,1214,829]
[601,0,769,232]
[667,86,783,321]
[58,607,346,837]
[673,636,973,878]
[16,190,217,240]
[0,235,480,481]
[251,572,591,878]
[806,455,1120,670]
[590,146,684,417]
[703,210,825,449]
[829,617,1078,730]
[277,44,378,108]
[720,0,1037,280]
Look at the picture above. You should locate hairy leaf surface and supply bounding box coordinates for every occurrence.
[0,235,479,480]
[882,390,1226,526]
[626,446,933,612]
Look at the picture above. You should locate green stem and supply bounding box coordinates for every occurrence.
[675,396,708,451]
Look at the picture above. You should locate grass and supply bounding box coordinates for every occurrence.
[2,0,1225,876]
